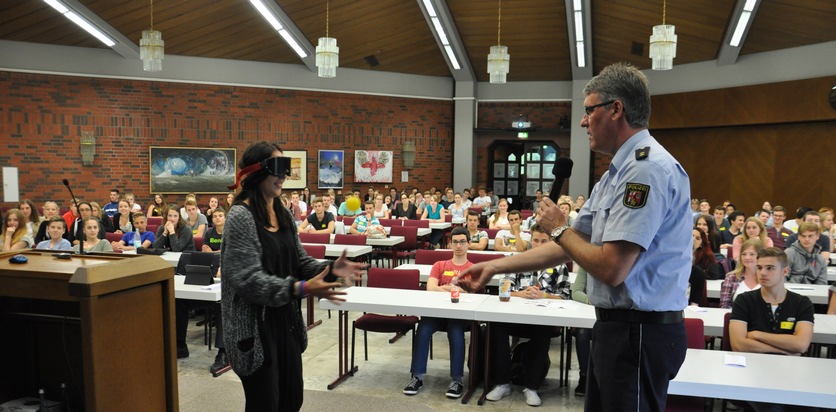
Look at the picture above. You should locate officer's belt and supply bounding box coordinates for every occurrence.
[595,308,683,324]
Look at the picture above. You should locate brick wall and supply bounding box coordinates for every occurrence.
[0,71,454,207]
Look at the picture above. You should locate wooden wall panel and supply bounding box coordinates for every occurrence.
[655,121,836,216]
[652,76,836,129]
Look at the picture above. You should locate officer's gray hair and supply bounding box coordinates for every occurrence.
[583,62,651,130]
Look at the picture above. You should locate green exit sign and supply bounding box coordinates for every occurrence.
[517,132,528,139]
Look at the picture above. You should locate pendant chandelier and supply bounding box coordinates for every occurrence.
[316,0,339,78]
[140,0,164,72]
[487,0,509,84]
[649,0,677,70]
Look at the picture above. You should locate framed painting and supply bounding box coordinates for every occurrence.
[354,150,393,183]
[282,150,307,190]
[318,150,344,189]
[149,147,236,194]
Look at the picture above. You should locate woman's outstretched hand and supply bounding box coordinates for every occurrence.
[305,266,348,302]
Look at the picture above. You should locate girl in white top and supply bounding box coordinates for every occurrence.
[719,238,763,309]
[373,194,390,219]
[19,199,43,237]
[488,199,511,230]
[447,192,468,222]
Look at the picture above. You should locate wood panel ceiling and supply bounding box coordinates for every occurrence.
[1,0,834,81]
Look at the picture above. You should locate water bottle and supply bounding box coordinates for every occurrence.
[133,226,141,249]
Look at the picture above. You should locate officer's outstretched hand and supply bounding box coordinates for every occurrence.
[459,261,497,293]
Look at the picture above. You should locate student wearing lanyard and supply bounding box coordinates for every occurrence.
[463,62,692,411]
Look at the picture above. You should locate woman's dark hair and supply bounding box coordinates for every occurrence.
[235,141,293,230]
[695,214,720,252]
[692,227,716,270]
[20,199,41,224]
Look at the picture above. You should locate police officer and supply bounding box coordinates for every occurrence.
[462,62,691,411]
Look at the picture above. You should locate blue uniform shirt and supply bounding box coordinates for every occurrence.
[573,130,692,311]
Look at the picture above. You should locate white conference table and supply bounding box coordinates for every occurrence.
[669,348,836,408]
[301,243,373,259]
[827,265,836,282]
[321,287,836,404]
[706,279,830,304]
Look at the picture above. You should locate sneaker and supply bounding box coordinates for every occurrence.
[403,376,423,395]
[445,380,464,399]
[485,384,511,401]
[523,388,541,407]
[210,350,231,377]
[177,346,189,359]
[574,375,586,396]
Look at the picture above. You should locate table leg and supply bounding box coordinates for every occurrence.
[462,322,485,405]
[476,322,492,405]
[306,296,322,331]
[327,310,358,390]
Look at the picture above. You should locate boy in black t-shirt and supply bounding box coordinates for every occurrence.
[730,247,814,412]
[299,198,335,234]
[202,208,225,252]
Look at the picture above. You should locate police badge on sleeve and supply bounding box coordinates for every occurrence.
[623,183,649,209]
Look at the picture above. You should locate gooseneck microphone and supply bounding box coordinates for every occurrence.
[62,179,85,255]
[548,157,574,202]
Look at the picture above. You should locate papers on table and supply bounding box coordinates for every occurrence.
[724,354,747,367]
[686,305,708,313]
[520,299,584,310]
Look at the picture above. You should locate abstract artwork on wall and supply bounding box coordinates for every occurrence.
[149,147,236,194]
[354,150,393,183]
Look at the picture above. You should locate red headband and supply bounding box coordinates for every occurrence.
[227,163,262,190]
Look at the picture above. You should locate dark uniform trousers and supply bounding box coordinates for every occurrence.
[586,318,687,411]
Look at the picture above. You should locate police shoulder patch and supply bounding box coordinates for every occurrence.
[623,182,650,209]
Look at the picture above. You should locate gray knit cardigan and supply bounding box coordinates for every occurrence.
[220,204,327,376]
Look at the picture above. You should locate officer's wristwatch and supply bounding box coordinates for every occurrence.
[550,225,570,245]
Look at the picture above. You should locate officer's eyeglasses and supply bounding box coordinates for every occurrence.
[584,100,615,116]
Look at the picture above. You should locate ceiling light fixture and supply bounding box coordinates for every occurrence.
[421,0,461,70]
[487,0,510,84]
[249,0,308,58]
[729,0,757,47]
[316,0,339,78]
[139,0,164,72]
[572,0,585,68]
[43,0,116,47]
[649,0,677,70]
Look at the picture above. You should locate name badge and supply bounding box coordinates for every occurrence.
[443,271,455,277]
[780,321,794,330]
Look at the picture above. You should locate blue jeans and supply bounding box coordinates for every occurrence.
[410,317,467,380]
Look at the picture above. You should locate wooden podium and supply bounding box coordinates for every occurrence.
[0,251,178,412]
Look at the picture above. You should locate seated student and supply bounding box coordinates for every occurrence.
[570,266,592,396]
[102,189,120,218]
[447,192,468,222]
[488,199,510,230]
[337,194,363,217]
[392,193,417,220]
[62,199,79,230]
[731,217,774,258]
[558,201,576,227]
[349,201,380,236]
[183,199,207,239]
[472,187,492,210]
[785,211,831,261]
[695,214,722,254]
[372,193,390,219]
[153,206,195,252]
[68,202,105,246]
[90,202,114,233]
[783,207,810,234]
[464,210,488,251]
[693,227,724,280]
[421,195,447,248]
[720,238,764,309]
[729,247,814,412]
[72,217,113,253]
[112,199,134,234]
[299,198,335,234]
[319,193,338,218]
[531,190,544,212]
[403,227,473,399]
[2,209,34,252]
[35,216,72,251]
[34,201,61,244]
[111,213,155,251]
[124,191,142,212]
[202,208,226,252]
[784,222,827,285]
[766,206,794,249]
[494,210,531,252]
[179,193,197,218]
[289,191,306,221]
[720,211,745,253]
[713,205,730,232]
[147,193,168,218]
[18,199,43,239]
[485,224,570,407]
[202,196,219,227]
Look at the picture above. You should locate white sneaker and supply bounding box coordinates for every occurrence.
[523,388,541,407]
[485,384,511,401]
